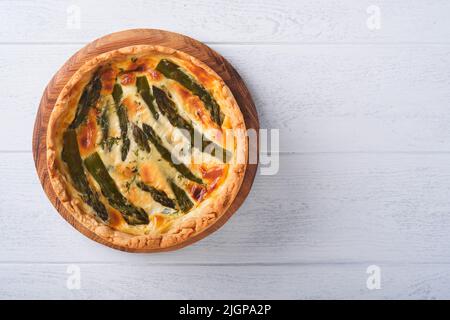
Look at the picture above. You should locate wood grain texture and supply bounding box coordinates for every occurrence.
[2,0,450,299]
[32,29,259,252]
[3,152,450,264]
[3,44,450,152]
[2,0,450,44]
[1,263,450,299]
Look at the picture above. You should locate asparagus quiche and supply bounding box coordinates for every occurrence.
[47,45,247,250]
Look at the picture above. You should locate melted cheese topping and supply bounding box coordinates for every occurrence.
[66,53,233,235]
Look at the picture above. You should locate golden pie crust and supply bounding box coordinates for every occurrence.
[46,45,247,251]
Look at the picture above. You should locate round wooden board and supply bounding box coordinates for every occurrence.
[32,29,259,253]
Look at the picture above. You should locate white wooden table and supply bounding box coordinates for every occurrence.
[1,0,450,299]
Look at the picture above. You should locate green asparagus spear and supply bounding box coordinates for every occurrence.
[136,76,159,120]
[155,59,223,125]
[136,181,175,209]
[136,76,150,92]
[132,123,150,153]
[152,85,231,162]
[112,83,123,105]
[152,85,191,131]
[62,129,108,221]
[97,103,110,151]
[115,103,130,161]
[112,84,130,160]
[70,70,102,129]
[141,123,203,184]
[84,152,149,225]
[169,180,193,212]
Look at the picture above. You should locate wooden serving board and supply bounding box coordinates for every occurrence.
[32,29,259,252]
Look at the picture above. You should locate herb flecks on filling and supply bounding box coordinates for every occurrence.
[61,57,229,228]
[156,59,224,126]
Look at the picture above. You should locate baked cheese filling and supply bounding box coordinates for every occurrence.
[59,54,234,236]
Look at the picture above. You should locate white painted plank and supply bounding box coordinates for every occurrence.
[1,0,450,44]
[2,152,450,264]
[0,263,448,299]
[2,44,450,152]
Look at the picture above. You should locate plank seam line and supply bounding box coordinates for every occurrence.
[2,41,450,46]
[0,261,448,266]
[8,150,450,155]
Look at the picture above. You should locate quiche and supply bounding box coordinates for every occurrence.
[47,45,247,250]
